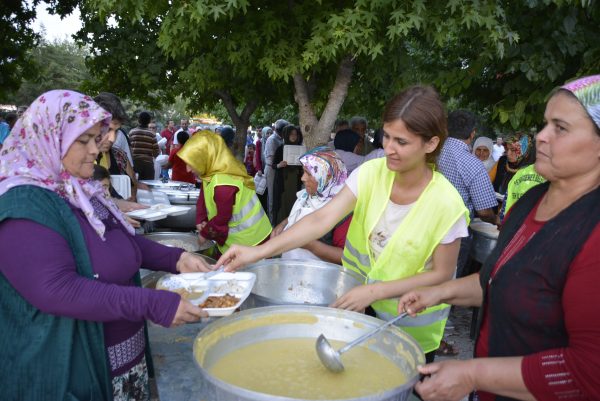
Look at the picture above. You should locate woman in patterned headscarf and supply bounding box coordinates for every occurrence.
[270,146,347,261]
[218,86,470,363]
[397,75,600,401]
[0,90,209,400]
[177,130,272,254]
[493,130,536,195]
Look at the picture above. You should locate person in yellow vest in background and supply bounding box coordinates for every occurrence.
[177,131,272,255]
[501,164,546,220]
[216,86,469,362]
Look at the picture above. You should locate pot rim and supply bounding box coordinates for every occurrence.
[193,305,423,401]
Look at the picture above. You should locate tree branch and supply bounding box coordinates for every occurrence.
[214,89,241,125]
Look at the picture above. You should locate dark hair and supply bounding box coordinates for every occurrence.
[334,119,350,132]
[138,111,152,127]
[5,112,17,126]
[93,164,110,181]
[177,131,190,146]
[282,124,302,145]
[274,119,289,133]
[220,127,235,147]
[382,85,447,165]
[447,110,477,140]
[94,92,128,123]
[372,128,384,149]
[553,88,600,137]
[334,129,361,152]
[247,143,256,150]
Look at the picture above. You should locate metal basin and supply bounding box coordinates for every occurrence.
[156,188,200,230]
[241,259,364,309]
[193,305,424,401]
[140,179,196,191]
[470,221,499,264]
[140,232,217,288]
[143,232,216,256]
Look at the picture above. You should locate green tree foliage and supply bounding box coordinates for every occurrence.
[0,1,40,100]
[81,0,599,145]
[399,1,600,131]
[0,0,81,102]
[7,39,92,105]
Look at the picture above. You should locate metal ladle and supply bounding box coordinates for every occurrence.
[316,312,408,373]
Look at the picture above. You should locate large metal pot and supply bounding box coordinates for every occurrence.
[470,221,499,264]
[193,305,424,401]
[140,232,217,288]
[241,259,364,309]
[143,232,216,256]
[140,179,196,191]
[157,188,200,230]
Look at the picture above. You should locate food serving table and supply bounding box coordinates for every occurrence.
[147,318,422,401]
[148,319,212,400]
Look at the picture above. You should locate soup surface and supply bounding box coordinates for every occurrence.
[207,337,407,399]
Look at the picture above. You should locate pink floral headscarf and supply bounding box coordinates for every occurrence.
[0,90,134,238]
[299,146,348,202]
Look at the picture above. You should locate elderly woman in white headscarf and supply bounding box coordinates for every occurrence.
[472,136,497,180]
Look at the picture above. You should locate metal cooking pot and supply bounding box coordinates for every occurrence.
[193,305,424,401]
[153,188,200,230]
[241,259,364,309]
[143,232,216,255]
[140,179,196,191]
[470,221,499,264]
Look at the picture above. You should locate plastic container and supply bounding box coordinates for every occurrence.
[156,272,256,317]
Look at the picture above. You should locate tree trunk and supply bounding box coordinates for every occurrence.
[293,55,355,149]
[215,90,258,160]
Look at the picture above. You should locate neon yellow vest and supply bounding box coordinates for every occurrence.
[203,174,272,253]
[504,164,546,213]
[342,158,469,353]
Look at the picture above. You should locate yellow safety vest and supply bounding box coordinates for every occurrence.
[203,174,272,253]
[504,164,546,213]
[342,158,469,353]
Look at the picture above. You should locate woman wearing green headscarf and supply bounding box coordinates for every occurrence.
[177,131,272,254]
[397,75,600,401]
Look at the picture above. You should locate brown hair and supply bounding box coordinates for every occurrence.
[382,85,447,165]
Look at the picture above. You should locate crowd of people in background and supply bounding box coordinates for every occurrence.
[1,74,598,401]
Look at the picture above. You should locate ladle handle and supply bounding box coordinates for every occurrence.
[338,312,408,355]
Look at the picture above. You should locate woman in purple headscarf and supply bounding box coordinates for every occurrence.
[0,90,210,400]
[397,75,600,401]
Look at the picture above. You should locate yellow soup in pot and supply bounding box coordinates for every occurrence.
[207,338,407,399]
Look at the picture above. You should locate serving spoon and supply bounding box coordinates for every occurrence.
[316,312,408,373]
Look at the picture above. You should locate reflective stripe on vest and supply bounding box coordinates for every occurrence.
[229,206,267,234]
[230,195,261,222]
[342,238,370,277]
[203,174,271,252]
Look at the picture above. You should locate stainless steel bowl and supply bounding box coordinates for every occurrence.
[140,179,196,191]
[470,221,499,264]
[143,232,216,255]
[154,188,200,230]
[193,305,424,401]
[241,259,364,309]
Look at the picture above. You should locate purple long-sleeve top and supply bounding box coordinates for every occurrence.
[0,200,183,376]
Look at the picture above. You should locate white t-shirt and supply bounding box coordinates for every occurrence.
[345,166,468,270]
